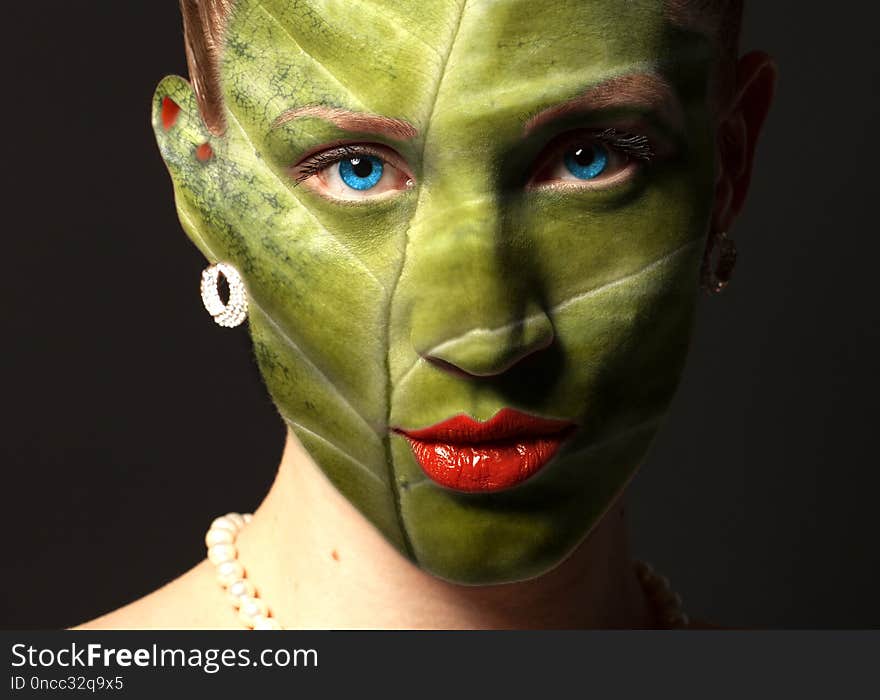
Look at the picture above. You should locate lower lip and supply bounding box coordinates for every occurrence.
[400,431,574,493]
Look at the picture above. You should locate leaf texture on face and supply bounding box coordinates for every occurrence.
[154,0,717,580]
[181,0,485,555]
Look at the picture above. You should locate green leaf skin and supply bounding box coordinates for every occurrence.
[152,0,718,583]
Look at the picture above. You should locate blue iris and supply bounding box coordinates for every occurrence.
[338,156,384,190]
[563,144,609,180]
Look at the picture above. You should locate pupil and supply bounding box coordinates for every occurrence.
[572,145,595,166]
[350,157,373,178]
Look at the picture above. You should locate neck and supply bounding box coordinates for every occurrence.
[235,429,654,629]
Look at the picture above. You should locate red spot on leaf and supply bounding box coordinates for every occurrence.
[331,550,340,561]
[196,142,213,162]
[161,97,180,130]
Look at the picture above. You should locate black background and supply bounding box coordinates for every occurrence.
[2,3,877,629]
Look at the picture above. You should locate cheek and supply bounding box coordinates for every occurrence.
[522,184,710,435]
[551,240,703,441]
[523,177,711,308]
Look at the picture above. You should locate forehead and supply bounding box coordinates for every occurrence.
[222,0,711,133]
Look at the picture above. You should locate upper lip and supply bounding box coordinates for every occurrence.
[392,407,576,444]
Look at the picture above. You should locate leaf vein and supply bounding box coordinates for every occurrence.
[381,0,472,558]
[249,296,381,440]
[256,2,371,110]
[281,414,386,486]
[393,236,702,390]
[224,93,386,293]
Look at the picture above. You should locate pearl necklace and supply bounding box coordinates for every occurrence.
[205,512,281,630]
[206,512,689,630]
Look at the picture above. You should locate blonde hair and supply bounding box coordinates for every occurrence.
[180,0,744,135]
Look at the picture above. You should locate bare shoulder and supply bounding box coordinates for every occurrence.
[70,559,240,630]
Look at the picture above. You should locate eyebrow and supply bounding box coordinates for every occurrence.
[271,105,418,140]
[522,72,685,136]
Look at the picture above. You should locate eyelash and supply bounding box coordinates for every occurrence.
[582,127,655,162]
[290,127,655,186]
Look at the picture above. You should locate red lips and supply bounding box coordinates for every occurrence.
[392,407,576,493]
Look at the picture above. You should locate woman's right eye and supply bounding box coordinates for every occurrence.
[292,144,414,201]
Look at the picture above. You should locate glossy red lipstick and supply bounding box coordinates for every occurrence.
[393,407,576,493]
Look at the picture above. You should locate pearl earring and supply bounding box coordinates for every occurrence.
[200,262,248,327]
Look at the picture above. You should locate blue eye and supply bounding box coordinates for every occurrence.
[563,144,609,180]
[338,156,384,190]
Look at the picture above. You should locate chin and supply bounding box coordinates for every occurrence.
[413,525,589,586]
[392,427,654,585]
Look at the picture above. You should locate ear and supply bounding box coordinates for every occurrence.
[711,50,779,235]
[151,75,222,260]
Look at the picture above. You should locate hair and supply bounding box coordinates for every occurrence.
[180,0,234,136]
[180,0,744,136]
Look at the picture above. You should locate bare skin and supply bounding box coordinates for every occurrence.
[76,429,655,630]
[74,50,776,631]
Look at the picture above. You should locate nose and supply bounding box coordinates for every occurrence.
[391,187,555,380]
[422,312,555,377]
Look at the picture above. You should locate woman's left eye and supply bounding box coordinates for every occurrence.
[528,130,651,190]
[292,145,413,201]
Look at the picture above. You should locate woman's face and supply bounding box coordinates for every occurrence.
[155,0,719,583]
